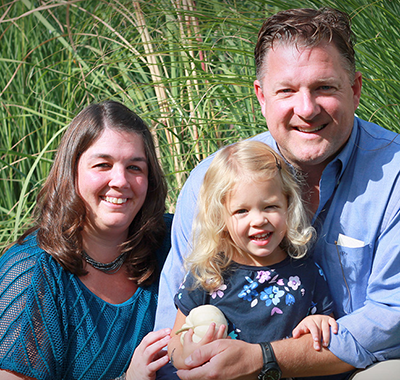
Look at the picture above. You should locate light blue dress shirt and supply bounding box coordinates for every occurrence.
[155,116,400,370]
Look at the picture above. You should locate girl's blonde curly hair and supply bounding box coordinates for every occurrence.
[186,140,315,292]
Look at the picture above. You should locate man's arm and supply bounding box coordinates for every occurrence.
[177,335,354,380]
[154,160,212,331]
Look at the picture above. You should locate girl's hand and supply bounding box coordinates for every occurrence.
[126,328,171,380]
[182,323,227,360]
[292,315,338,351]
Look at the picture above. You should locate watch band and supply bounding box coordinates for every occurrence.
[258,342,282,380]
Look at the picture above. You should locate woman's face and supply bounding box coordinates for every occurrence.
[77,127,148,241]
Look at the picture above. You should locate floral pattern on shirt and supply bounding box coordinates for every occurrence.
[237,269,308,317]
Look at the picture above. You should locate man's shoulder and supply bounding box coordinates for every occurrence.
[357,117,400,148]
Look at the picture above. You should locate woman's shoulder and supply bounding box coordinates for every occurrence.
[1,233,45,267]
[0,233,59,287]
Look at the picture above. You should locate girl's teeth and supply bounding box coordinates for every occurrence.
[103,196,127,204]
[252,232,271,240]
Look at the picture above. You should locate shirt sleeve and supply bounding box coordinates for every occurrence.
[154,160,212,331]
[329,196,400,368]
[174,271,207,317]
[0,242,64,379]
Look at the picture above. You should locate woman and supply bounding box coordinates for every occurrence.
[0,101,172,380]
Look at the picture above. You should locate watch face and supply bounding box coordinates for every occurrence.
[265,369,281,380]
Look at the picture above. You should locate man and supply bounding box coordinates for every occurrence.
[155,7,400,380]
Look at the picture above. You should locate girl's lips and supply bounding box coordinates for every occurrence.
[250,232,272,245]
[101,196,128,204]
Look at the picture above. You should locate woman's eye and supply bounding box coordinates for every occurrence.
[95,163,110,168]
[128,165,142,172]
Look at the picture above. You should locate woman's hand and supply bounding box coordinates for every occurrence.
[292,314,338,351]
[126,328,171,380]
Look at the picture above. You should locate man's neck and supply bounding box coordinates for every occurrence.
[298,165,325,217]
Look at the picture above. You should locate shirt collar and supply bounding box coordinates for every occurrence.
[327,116,359,182]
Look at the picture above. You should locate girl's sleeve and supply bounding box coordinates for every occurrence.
[173,271,208,317]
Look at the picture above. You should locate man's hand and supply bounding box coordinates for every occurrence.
[177,339,262,380]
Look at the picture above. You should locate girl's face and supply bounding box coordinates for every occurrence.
[225,175,288,266]
[77,127,148,241]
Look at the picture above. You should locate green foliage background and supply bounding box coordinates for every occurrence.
[1,0,399,247]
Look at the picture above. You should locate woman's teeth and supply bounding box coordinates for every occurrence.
[102,196,127,204]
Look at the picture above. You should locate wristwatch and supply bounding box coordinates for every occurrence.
[258,342,282,380]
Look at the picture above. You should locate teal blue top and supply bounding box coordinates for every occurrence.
[0,214,172,380]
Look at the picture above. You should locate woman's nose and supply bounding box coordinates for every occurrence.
[109,166,129,188]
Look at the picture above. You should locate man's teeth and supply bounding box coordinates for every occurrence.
[103,196,127,204]
[251,232,271,240]
[297,124,326,133]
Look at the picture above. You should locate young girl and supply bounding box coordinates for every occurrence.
[168,140,336,371]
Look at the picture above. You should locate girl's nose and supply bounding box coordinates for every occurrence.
[250,211,268,227]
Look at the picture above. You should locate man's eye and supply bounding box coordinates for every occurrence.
[319,85,334,91]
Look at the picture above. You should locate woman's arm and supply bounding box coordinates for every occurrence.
[0,370,34,379]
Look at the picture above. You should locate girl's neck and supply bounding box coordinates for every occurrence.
[233,248,288,267]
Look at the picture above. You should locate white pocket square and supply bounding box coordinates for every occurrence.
[337,233,366,248]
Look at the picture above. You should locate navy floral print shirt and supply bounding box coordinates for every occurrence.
[175,256,333,343]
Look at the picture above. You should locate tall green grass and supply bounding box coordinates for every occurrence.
[1,0,399,247]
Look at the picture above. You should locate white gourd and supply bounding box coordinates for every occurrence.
[176,305,228,344]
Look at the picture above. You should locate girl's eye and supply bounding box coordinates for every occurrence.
[234,209,248,215]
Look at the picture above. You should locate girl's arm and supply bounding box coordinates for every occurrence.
[292,314,338,351]
[168,309,226,370]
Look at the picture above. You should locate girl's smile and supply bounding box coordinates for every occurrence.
[225,174,288,267]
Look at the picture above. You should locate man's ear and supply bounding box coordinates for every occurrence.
[254,79,266,118]
[352,71,362,111]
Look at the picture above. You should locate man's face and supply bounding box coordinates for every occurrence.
[254,42,362,173]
